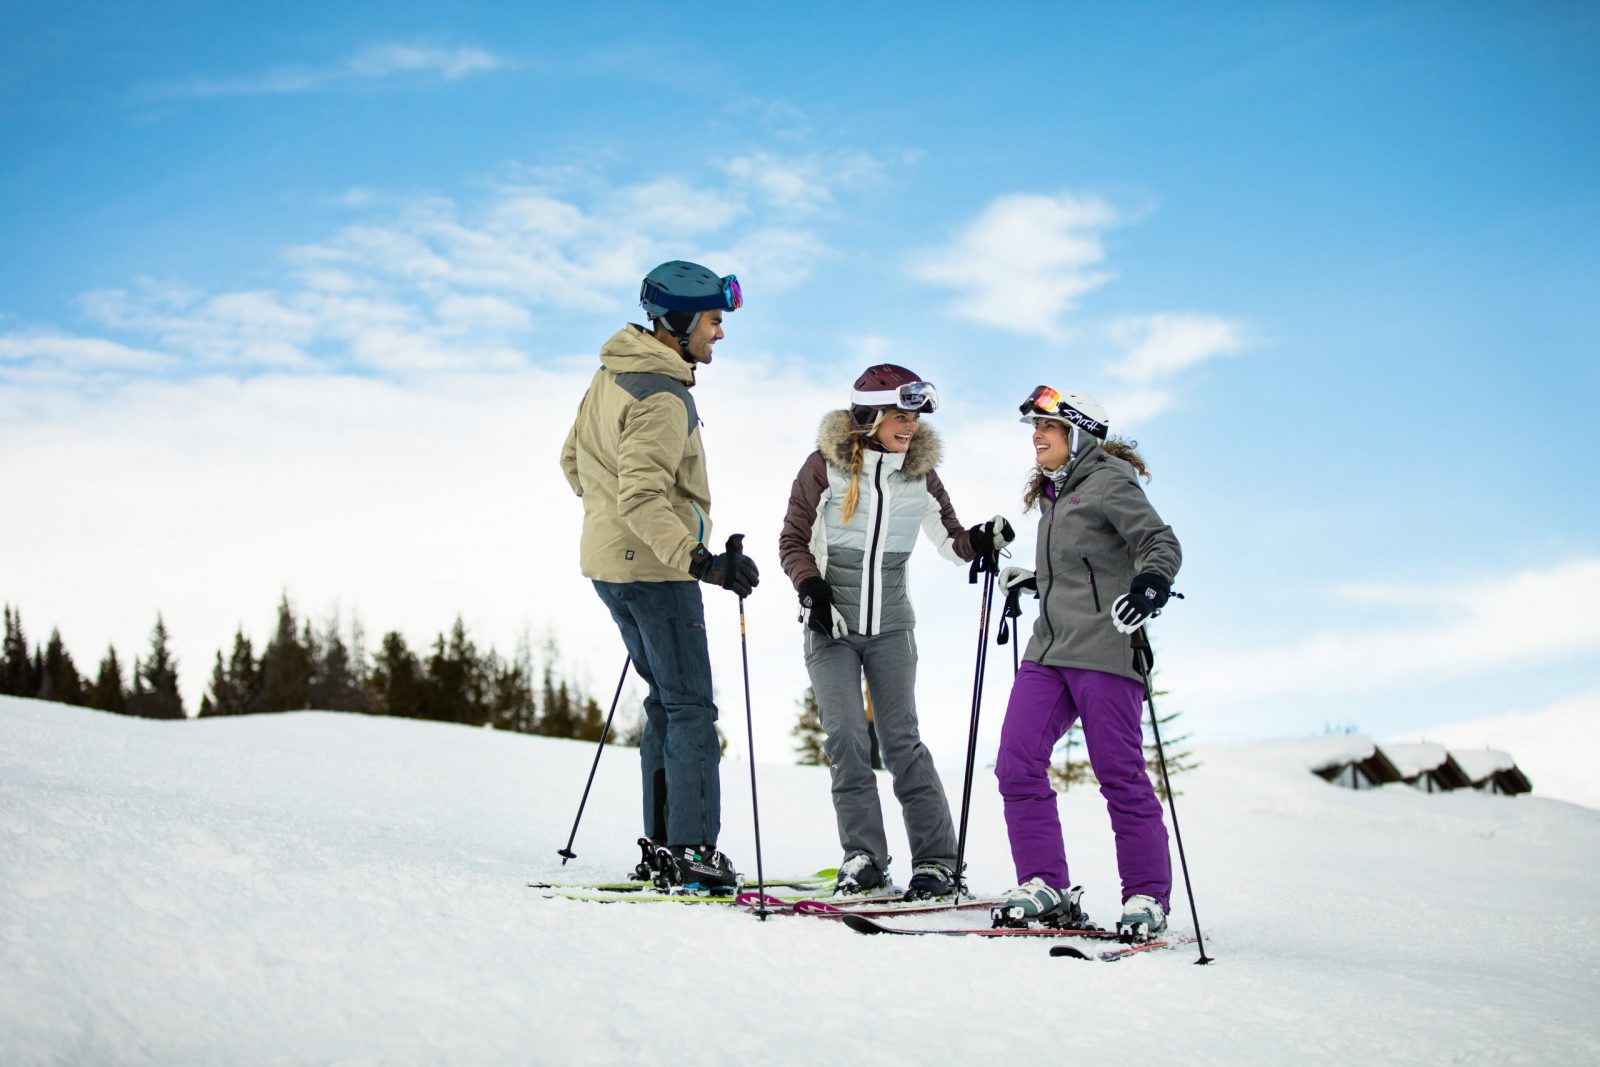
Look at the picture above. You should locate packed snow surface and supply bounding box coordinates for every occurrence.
[3,696,1598,1065]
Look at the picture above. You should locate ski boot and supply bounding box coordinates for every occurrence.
[631,837,665,883]
[659,844,739,894]
[834,852,889,897]
[903,861,961,901]
[1117,894,1167,943]
[991,880,1096,930]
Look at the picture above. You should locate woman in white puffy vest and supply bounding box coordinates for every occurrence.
[779,364,1012,899]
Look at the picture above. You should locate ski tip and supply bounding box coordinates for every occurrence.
[1048,944,1091,960]
[840,914,885,935]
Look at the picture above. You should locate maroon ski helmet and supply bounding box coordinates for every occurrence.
[849,364,938,427]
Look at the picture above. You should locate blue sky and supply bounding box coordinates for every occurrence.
[2,2,1597,759]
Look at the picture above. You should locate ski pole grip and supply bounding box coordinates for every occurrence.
[724,534,745,592]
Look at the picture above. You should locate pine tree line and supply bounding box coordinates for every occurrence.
[1,599,625,744]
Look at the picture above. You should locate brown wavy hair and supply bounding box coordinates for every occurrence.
[1022,436,1150,512]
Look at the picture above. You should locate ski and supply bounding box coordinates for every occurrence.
[838,912,1197,958]
[535,883,834,905]
[737,893,1002,917]
[1049,939,1190,962]
[838,913,1124,939]
[528,867,837,893]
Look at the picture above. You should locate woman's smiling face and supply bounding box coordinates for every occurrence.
[874,410,921,453]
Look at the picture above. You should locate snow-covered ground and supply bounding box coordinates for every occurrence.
[3,695,1597,1065]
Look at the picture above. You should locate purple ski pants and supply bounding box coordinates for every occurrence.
[994,661,1171,910]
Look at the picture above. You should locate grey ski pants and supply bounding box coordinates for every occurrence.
[804,628,957,873]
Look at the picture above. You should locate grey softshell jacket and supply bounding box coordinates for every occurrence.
[1025,443,1182,682]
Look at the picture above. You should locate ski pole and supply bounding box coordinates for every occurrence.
[556,655,631,864]
[727,534,770,920]
[997,583,1024,676]
[953,552,1000,898]
[1130,626,1213,965]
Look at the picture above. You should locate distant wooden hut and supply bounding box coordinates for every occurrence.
[1449,748,1533,796]
[1307,735,1405,790]
[1383,742,1474,793]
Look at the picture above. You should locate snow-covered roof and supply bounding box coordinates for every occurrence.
[1381,742,1450,778]
[1297,733,1378,772]
[1449,748,1517,782]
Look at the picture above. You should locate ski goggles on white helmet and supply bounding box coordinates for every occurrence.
[850,380,939,414]
[1019,385,1108,439]
[638,273,743,313]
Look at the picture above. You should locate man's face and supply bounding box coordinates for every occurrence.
[685,310,725,364]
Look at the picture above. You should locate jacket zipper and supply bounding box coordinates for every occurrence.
[863,459,887,635]
[1082,556,1102,612]
[1039,493,1057,655]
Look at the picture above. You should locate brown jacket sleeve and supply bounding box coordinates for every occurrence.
[779,451,830,589]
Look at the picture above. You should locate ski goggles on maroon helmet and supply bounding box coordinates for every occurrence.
[1019,384,1107,438]
[850,380,939,414]
[638,274,742,313]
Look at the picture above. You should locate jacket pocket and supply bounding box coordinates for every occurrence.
[1082,557,1102,612]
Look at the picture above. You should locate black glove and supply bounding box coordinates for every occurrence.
[688,544,760,597]
[966,516,1015,560]
[1111,571,1170,633]
[797,576,835,636]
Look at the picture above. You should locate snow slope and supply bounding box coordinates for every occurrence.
[3,696,1598,1065]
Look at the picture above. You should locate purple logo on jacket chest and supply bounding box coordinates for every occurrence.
[1068,495,1083,506]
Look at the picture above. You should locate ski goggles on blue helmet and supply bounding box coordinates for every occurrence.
[1019,384,1108,439]
[639,273,742,314]
[851,380,939,414]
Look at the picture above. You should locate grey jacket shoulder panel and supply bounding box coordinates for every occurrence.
[614,371,698,435]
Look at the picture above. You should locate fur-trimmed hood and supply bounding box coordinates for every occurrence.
[816,409,942,478]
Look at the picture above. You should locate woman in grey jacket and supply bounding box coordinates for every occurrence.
[992,385,1182,941]
[780,364,1011,899]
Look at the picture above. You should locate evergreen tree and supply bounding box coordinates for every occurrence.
[38,628,86,706]
[1143,685,1198,800]
[86,647,128,715]
[368,631,424,718]
[200,629,258,717]
[539,667,578,738]
[792,686,828,766]
[1048,722,1093,793]
[309,613,365,712]
[573,695,607,742]
[2,605,37,697]
[130,615,184,719]
[258,595,310,712]
[424,617,488,726]
[487,641,537,734]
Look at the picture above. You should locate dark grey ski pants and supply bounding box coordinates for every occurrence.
[804,628,957,874]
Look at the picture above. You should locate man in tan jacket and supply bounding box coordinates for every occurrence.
[560,260,758,891]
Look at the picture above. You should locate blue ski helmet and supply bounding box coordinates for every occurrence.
[639,261,741,350]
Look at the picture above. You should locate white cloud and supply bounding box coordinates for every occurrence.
[1167,558,1600,711]
[141,42,506,101]
[910,193,1121,337]
[347,44,502,81]
[1100,312,1248,421]
[0,333,174,370]
[1392,685,1600,809]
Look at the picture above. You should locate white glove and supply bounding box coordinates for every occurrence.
[1000,566,1036,592]
[1111,593,1151,634]
[986,514,1014,551]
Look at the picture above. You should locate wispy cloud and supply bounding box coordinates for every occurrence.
[1101,312,1249,421]
[1170,558,1600,711]
[2,151,885,385]
[910,193,1121,338]
[141,42,506,101]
